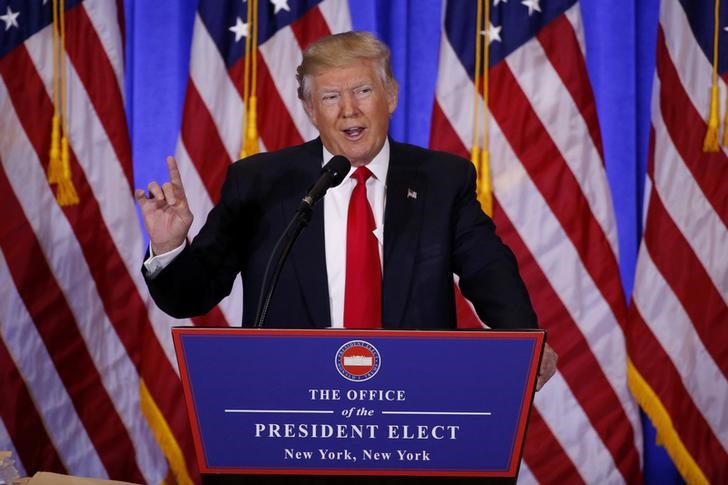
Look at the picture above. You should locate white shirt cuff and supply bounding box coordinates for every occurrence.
[143,242,186,279]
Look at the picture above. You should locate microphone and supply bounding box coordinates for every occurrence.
[254,155,350,326]
[301,155,351,208]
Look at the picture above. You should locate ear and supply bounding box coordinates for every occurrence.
[386,80,399,115]
[303,99,318,128]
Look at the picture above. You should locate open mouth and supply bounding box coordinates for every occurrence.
[342,126,366,140]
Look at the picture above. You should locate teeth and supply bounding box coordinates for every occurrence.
[344,127,364,136]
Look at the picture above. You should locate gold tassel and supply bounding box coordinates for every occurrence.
[48,114,62,183]
[48,0,61,185]
[704,0,721,152]
[55,136,79,205]
[704,85,721,152]
[56,180,80,206]
[239,0,253,158]
[471,0,494,216]
[470,0,495,217]
[243,96,260,156]
[477,149,493,217]
[240,0,260,158]
[479,0,493,217]
[470,145,480,165]
[49,0,79,206]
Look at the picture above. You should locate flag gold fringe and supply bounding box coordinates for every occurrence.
[139,379,193,485]
[626,360,709,485]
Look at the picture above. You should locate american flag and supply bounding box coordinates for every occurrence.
[430,0,644,483]
[627,0,728,482]
[0,0,198,482]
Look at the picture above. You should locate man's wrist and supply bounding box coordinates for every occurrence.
[144,241,186,278]
[151,239,186,256]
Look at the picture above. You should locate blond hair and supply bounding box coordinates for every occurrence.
[296,31,397,101]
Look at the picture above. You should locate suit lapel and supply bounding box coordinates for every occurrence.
[382,141,424,327]
[285,139,332,327]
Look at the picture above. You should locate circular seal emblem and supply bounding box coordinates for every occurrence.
[335,340,381,382]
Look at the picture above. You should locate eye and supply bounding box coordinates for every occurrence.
[321,93,339,103]
[354,86,373,97]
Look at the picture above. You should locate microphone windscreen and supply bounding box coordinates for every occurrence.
[323,155,351,188]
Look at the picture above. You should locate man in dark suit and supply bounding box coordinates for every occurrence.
[137,31,556,389]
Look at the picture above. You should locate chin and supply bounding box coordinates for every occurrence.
[348,155,373,167]
[344,146,373,160]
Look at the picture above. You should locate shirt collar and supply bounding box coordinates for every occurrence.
[322,138,390,184]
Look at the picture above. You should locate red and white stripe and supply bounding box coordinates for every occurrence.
[0,2,199,482]
[627,0,728,482]
[175,0,351,326]
[431,3,643,483]
[0,416,26,478]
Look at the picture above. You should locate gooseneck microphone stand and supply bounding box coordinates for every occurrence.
[254,155,350,327]
[253,202,312,327]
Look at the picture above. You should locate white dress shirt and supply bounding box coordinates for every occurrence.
[144,140,390,327]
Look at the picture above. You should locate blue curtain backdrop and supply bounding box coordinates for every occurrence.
[124,1,679,482]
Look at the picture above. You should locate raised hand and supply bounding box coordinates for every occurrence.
[135,156,194,255]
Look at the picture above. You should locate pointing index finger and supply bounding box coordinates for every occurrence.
[166,155,184,189]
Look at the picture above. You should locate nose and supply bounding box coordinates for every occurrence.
[340,91,360,118]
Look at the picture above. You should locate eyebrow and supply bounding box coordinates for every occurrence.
[317,80,374,92]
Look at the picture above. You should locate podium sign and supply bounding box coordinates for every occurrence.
[172,328,544,477]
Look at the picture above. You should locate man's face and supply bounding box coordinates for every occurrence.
[304,61,398,167]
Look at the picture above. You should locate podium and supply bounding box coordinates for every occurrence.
[173,328,544,483]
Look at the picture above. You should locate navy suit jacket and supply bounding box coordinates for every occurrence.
[145,138,537,330]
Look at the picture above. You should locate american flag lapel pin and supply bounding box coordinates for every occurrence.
[407,188,417,199]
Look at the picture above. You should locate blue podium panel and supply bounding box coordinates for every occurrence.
[172,328,544,477]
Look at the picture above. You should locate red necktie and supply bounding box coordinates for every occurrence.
[344,166,382,328]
